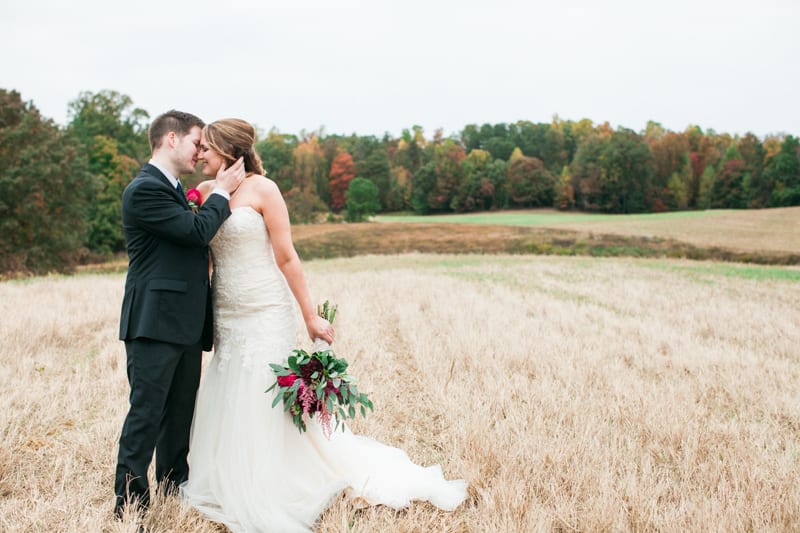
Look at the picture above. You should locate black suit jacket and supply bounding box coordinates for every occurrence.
[119,164,230,351]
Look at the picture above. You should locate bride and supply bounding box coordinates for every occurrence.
[179,119,467,532]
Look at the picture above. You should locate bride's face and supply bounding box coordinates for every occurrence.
[199,133,225,177]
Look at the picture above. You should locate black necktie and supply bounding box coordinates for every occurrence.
[176,181,183,195]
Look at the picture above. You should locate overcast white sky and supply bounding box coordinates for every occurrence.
[2,0,798,139]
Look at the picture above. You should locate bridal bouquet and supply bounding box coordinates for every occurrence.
[266,301,373,437]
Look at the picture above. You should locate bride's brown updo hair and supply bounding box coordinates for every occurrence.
[203,118,265,176]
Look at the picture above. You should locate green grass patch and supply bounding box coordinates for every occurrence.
[642,261,800,282]
[376,210,731,226]
[441,269,514,284]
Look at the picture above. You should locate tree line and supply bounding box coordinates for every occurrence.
[1,88,798,274]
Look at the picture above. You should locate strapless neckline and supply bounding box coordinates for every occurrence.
[230,205,258,214]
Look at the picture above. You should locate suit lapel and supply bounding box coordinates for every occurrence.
[141,163,190,208]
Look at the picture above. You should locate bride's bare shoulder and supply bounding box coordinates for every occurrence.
[250,175,281,196]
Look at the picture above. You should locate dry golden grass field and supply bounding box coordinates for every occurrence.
[2,252,799,532]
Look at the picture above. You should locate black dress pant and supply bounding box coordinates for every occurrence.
[114,338,202,513]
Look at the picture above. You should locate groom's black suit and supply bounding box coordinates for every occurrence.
[115,163,230,513]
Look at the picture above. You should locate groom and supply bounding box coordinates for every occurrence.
[114,110,244,517]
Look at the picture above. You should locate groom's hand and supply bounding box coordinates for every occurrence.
[216,157,246,195]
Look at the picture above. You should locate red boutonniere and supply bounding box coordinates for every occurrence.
[186,188,203,213]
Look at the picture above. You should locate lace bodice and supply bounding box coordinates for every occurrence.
[210,207,291,314]
[209,206,295,370]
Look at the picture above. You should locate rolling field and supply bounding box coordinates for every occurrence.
[376,206,800,255]
[69,207,799,279]
[2,253,799,532]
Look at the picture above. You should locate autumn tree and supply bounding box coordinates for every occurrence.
[570,132,607,211]
[292,134,326,195]
[664,163,691,211]
[284,134,328,222]
[507,148,555,207]
[552,116,593,164]
[385,165,412,212]
[452,149,495,212]
[711,144,748,208]
[393,126,427,175]
[643,120,667,143]
[428,140,466,211]
[0,89,95,273]
[328,151,356,211]
[648,131,691,210]
[554,165,575,210]
[542,124,570,171]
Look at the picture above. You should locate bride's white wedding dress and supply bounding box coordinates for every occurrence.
[180,207,467,532]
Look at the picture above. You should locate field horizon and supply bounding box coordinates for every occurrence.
[29,206,796,281]
[289,206,800,267]
[375,205,800,254]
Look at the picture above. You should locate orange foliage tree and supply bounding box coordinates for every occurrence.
[328,152,356,211]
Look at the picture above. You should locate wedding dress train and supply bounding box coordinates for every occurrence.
[180,207,467,532]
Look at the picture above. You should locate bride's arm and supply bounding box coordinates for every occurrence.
[257,178,334,344]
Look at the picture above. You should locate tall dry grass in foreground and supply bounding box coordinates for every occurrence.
[1,254,799,532]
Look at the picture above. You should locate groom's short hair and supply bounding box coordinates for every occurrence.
[149,110,205,151]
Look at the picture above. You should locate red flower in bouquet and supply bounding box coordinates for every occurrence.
[277,373,297,387]
[186,188,203,212]
[265,301,373,438]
